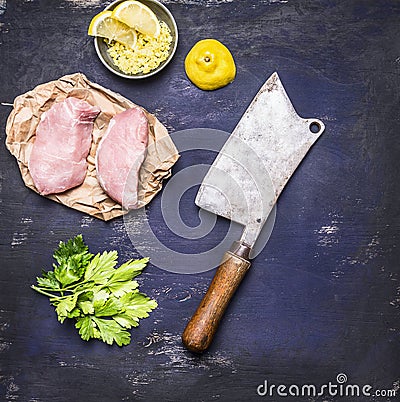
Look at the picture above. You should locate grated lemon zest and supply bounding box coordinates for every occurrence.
[107,21,172,75]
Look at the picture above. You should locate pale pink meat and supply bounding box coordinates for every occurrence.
[95,107,149,209]
[29,97,100,195]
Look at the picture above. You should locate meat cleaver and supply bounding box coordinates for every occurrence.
[182,72,325,353]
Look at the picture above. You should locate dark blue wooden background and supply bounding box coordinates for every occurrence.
[0,1,399,401]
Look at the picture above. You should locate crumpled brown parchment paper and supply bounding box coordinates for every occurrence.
[5,72,180,221]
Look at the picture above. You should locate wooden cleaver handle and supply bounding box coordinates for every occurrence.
[182,247,251,353]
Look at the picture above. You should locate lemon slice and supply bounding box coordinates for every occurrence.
[88,10,137,49]
[112,0,161,37]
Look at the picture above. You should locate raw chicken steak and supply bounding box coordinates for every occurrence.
[96,107,149,209]
[29,97,100,195]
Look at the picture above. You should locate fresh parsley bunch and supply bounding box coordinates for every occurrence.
[31,235,157,346]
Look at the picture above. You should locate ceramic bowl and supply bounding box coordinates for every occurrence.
[94,0,178,79]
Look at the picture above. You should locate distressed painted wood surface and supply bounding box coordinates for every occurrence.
[0,0,399,401]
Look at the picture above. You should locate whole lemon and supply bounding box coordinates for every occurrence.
[185,39,236,91]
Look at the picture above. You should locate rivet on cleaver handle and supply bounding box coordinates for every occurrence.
[182,242,251,353]
[182,72,325,353]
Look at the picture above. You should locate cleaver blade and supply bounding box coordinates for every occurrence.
[182,72,325,353]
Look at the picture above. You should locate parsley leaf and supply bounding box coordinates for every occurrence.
[78,301,95,315]
[104,258,148,297]
[107,280,139,298]
[93,297,122,317]
[53,234,91,264]
[121,291,158,320]
[31,235,157,346]
[84,251,118,283]
[75,316,97,341]
[92,317,131,346]
[54,295,78,323]
[53,235,93,287]
[36,270,60,290]
[112,313,139,329]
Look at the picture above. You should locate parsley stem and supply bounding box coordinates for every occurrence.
[64,283,86,291]
[31,285,59,299]
[56,280,92,292]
